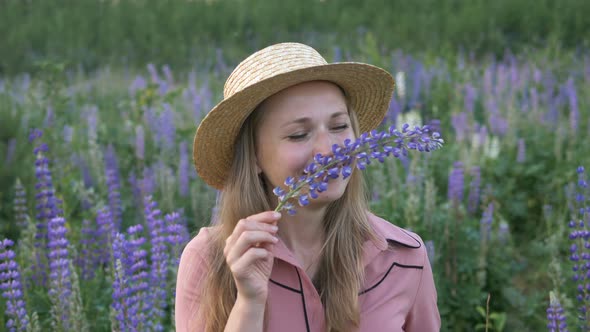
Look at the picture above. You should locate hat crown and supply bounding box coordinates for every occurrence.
[223,43,329,98]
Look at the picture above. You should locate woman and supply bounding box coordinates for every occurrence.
[175,42,440,332]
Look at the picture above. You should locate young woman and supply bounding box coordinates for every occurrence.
[175,42,440,332]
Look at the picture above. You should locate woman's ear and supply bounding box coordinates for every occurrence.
[255,158,262,175]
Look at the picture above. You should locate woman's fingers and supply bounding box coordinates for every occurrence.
[225,230,278,265]
[229,247,272,274]
[225,212,281,249]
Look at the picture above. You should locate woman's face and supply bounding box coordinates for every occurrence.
[255,81,355,207]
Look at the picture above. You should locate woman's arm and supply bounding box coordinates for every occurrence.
[224,295,266,332]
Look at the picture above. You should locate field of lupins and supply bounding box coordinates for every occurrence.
[0,45,589,331]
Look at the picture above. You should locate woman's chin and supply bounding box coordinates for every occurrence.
[309,181,348,205]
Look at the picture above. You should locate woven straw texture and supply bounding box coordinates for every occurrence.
[193,43,395,189]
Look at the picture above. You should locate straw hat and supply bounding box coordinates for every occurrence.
[193,42,395,190]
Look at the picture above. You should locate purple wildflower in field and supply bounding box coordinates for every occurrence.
[43,105,54,127]
[0,239,30,332]
[31,129,63,286]
[178,141,190,197]
[77,218,98,280]
[13,180,28,228]
[273,124,443,215]
[96,208,116,266]
[467,166,481,215]
[333,46,342,62]
[480,203,494,241]
[388,95,402,124]
[166,212,189,265]
[147,63,160,84]
[464,83,477,114]
[215,48,229,75]
[162,64,174,85]
[111,225,149,331]
[144,196,169,331]
[448,162,464,205]
[105,145,123,230]
[530,87,539,114]
[47,216,74,330]
[568,166,590,322]
[409,63,422,108]
[129,75,147,97]
[517,138,526,163]
[160,103,176,150]
[486,99,509,136]
[547,292,568,332]
[62,125,73,144]
[566,77,579,133]
[451,112,469,142]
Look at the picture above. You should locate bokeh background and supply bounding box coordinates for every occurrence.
[1,0,590,331]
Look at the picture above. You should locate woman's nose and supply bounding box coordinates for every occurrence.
[313,130,336,157]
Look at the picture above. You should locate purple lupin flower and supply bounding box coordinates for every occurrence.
[464,83,477,114]
[129,75,147,97]
[178,141,189,197]
[448,162,464,205]
[47,216,74,330]
[144,196,169,331]
[62,125,73,144]
[409,62,422,109]
[530,87,539,114]
[147,63,160,84]
[0,239,30,332]
[162,64,174,86]
[566,77,579,133]
[111,225,149,332]
[547,292,568,332]
[104,145,123,230]
[517,138,526,163]
[77,218,98,280]
[480,203,494,241]
[159,103,176,150]
[568,166,590,323]
[13,179,28,229]
[273,124,443,215]
[486,98,509,136]
[96,208,116,266]
[31,129,63,287]
[467,167,481,215]
[165,212,189,267]
[451,112,469,142]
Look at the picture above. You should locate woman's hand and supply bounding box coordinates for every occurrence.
[224,211,281,304]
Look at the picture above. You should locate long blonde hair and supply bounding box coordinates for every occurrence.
[195,95,381,332]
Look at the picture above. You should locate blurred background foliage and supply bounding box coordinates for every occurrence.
[1,0,590,331]
[1,0,590,75]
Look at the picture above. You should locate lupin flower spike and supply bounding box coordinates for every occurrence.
[273,123,444,215]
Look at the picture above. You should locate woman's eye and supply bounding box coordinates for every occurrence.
[332,124,349,131]
[288,133,308,140]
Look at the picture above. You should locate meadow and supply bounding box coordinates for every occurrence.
[1,1,590,331]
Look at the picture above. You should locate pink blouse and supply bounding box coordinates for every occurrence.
[175,212,441,331]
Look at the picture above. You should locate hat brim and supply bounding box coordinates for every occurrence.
[193,62,395,190]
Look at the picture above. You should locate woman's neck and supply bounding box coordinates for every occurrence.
[277,205,326,255]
